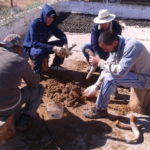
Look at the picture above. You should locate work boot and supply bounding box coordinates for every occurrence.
[16,114,33,132]
[83,107,108,119]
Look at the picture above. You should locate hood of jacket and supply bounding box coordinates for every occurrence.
[40,4,56,24]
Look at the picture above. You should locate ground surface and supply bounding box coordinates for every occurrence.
[0,10,150,150]
[1,59,150,150]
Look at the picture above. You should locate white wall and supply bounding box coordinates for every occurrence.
[53,1,150,19]
[0,8,40,40]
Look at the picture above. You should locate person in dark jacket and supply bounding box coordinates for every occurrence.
[23,3,68,74]
[81,9,122,72]
[0,34,43,131]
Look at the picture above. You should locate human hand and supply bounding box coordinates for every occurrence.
[62,44,72,57]
[83,84,98,97]
[89,55,100,67]
[52,46,67,58]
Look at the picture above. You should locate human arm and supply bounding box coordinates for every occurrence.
[112,20,122,35]
[29,22,53,51]
[84,71,107,97]
[52,26,68,45]
[91,24,109,59]
[102,41,142,78]
[22,60,40,87]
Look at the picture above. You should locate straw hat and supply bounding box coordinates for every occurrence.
[94,9,116,24]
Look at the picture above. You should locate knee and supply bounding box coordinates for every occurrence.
[103,73,114,83]
[30,48,46,60]
[81,44,92,53]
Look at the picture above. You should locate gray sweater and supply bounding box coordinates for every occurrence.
[0,47,39,109]
[101,36,150,88]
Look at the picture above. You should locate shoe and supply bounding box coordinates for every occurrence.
[50,65,66,71]
[16,114,33,131]
[83,107,108,119]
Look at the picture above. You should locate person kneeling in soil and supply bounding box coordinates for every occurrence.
[23,3,69,74]
[83,31,150,119]
[81,9,122,73]
[0,34,43,131]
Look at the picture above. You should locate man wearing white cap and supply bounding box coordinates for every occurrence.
[82,9,122,72]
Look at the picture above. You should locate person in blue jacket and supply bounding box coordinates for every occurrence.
[83,31,150,119]
[82,9,122,72]
[23,3,68,74]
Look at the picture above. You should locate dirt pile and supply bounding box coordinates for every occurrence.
[56,12,150,33]
[44,79,85,107]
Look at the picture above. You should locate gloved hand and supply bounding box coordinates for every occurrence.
[52,46,67,58]
[83,84,99,97]
[62,44,72,57]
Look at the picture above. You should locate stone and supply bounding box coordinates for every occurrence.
[128,88,150,114]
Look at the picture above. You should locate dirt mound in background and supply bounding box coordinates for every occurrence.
[56,12,150,33]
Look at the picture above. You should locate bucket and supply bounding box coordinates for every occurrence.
[46,101,64,119]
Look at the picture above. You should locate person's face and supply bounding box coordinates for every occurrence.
[100,22,111,30]
[99,40,118,52]
[46,16,54,26]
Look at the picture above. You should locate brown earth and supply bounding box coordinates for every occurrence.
[33,60,131,150]
[0,59,132,150]
[0,1,149,149]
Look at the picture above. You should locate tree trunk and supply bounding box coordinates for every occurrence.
[128,88,150,114]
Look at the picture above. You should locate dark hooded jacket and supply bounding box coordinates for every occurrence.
[91,20,122,59]
[23,4,67,52]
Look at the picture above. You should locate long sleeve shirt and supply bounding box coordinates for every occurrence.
[0,47,39,110]
[91,20,122,59]
[100,36,150,88]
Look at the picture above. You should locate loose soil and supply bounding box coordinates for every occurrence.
[0,59,132,150]
[56,12,150,33]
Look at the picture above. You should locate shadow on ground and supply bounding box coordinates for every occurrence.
[0,108,112,150]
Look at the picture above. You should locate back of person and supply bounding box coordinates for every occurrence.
[123,38,150,76]
[0,47,25,109]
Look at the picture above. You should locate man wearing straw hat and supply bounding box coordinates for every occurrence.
[82,9,122,72]
[83,31,150,118]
